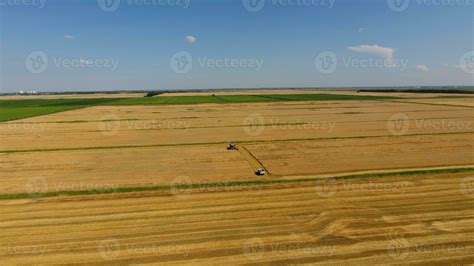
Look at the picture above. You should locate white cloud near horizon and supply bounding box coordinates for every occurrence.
[348,44,394,60]
[64,34,76,40]
[185,35,196,44]
[416,65,429,72]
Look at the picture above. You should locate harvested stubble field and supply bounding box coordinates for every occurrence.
[0,91,473,264]
[0,171,473,264]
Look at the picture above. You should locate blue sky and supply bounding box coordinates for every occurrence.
[0,0,473,92]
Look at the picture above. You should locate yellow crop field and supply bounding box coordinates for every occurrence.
[0,91,473,264]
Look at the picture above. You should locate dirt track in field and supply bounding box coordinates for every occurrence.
[1,171,473,264]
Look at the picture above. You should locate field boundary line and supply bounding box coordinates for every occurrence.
[0,167,473,201]
[386,100,474,109]
[1,131,472,154]
[276,165,474,180]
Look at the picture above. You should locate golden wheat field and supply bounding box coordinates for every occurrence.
[0,91,473,264]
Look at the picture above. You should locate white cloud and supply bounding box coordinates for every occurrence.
[358,28,364,33]
[185,35,196,44]
[64,34,76,40]
[416,65,429,72]
[348,44,394,60]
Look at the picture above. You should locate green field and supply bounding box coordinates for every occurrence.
[109,94,394,105]
[0,94,395,122]
[0,99,117,122]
